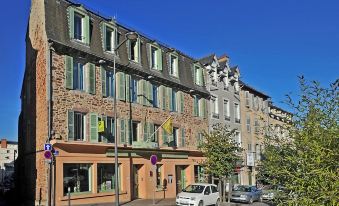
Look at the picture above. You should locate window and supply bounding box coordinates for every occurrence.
[153,124,160,143]
[211,96,219,119]
[149,44,162,70]
[156,164,163,188]
[68,111,86,141]
[223,99,230,120]
[193,96,207,118]
[151,46,157,69]
[234,131,241,147]
[169,54,178,77]
[152,85,159,107]
[248,144,252,152]
[129,39,140,63]
[97,164,120,192]
[74,12,84,41]
[194,165,204,183]
[254,118,260,134]
[102,24,116,53]
[131,78,138,103]
[63,163,91,195]
[246,115,251,133]
[255,144,261,161]
[194,65,204,86]
[98,117,114,143]
[73,61,85,91]
[106,70,114,97]
[68,7,90,44]
[132,121,140,142]
[171,90,177,112]
[197,133,203,146]
[204,186,211,195]
[234,103,240,123]
[172,127,179,147]
[211,185,218,193]
[181,128,186,147]
[245,91,250,107]
[212,71,217,86]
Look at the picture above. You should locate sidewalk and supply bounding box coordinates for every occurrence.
[81,198,176,206]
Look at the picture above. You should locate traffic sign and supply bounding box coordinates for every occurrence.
[44,150,52,159]
[150,155,157,165]
[53,150,59,156]
[44,143,52,151]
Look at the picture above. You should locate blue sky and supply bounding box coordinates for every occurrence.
[0,0,338,141]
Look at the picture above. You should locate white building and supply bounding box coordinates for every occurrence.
[0,139,18,185]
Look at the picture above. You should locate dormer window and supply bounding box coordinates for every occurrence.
[68,7,90,45]
[169,54,178,77]
[194,65,204,86]
[102,23,117,53]
[128,38,141,63]
[148,44,162,70]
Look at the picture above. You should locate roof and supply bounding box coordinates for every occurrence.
[269,103,292,115]
[199,53,215,66]
[239,80,270,99]
[42,0,209,96]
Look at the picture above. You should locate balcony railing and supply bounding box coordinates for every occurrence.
[224,116,231,121]
[212,113,220,119]
[235,118,241,123]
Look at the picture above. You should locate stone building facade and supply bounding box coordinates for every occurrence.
[18,0,209,205]
[239,81,270,185]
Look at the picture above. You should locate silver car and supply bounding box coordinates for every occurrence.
[231,185,262,204]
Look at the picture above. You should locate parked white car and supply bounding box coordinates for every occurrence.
[176,183,220,206]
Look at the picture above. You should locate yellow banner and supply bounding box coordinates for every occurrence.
[162,117,173,135]
[98,120,105,133]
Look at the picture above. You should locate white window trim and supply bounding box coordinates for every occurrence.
[223,98,230,118]
[169,53,179,77]
[103,23,117,54]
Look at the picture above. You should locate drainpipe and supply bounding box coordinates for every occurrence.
[47,41,54,206]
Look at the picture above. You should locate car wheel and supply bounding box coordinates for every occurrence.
[215,198,220,206]
[198,200,203,206]
[248,197,253,204]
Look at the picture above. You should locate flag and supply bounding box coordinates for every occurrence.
[162,116,173,135]
[98,120,105,133]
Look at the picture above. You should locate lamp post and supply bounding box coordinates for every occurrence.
[113,31,138,206]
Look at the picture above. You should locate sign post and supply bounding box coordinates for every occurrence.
[150,155,157,205]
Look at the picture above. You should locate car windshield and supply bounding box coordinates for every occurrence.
[182,185,205,193]
[234,186,251,192]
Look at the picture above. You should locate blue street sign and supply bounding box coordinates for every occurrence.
[44,143,52,151]
[53,150,59,156]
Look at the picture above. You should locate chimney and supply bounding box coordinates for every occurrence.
[218,54,229,63]
[1,139,7,148]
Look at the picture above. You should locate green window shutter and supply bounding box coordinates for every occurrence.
[180,92,184,113]
[126,74,131,102]
[88,63,96,94]
[181,128,185,147]
[127,40,131,60]
[117,72,126,100]
[168,87,172,111]
[120,119,125,144]
[137,80,143,104]
[162,129,168,146]
[148,82,153,107]
[65,55,73,89]
[136,39,141,63]
[143,80,147,105]
[67,110,74,141]
[157,48,163,71]
[102,23,107,50]
[162,86,167,110]
[83,15,90,44]
[150,123,154,141]
[125,119,130,145]
[204,99,207,118]
[90,113,98,142]
[193,96,198,116]
[102,116,108,143]
[101,66,107,97]
[143,122,148,142]
[68,7,75,39]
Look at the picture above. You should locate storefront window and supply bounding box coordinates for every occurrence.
[194,165,205,183]
[97,163,120,192]
[63,164,92,195]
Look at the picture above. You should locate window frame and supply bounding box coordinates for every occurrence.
[73,111,86,141]
[223,98,230,121]
[169,53,179,77]
[63,163,92,196]
[129,38,141,63]
[102,22,117,54]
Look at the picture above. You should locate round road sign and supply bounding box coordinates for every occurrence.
[44,150,52,159]
[150,155,157,165]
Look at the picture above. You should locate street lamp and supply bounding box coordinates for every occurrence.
[113,31,138,206]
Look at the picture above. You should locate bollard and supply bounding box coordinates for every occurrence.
[68,187,71,206]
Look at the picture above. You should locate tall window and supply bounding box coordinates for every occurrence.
[106,71,114,97]
[131,78,138,103]
[234,131,241,147]
[132,121,140,142]
[223,99,230,120]
[171,90,177,112]
[211,96,219,118]
[98,117,114,143]
[104,26,116,52]
[246,115,251,133]
[234,103,240,123]
[74,112,85,141]
[129,39,140,63]
[74,12,84,41]
[97,164,120,192]
[151,46,157,69]
[156,164,163,188]
[172,127,179,147]
[63,164,91,195]
[169,54,178,77]
[152,85,158,107]
[149,45,162,70]
[194,65,204,86]
[73,61,85,90]
[153,124,160,143]
[193,96,200,116]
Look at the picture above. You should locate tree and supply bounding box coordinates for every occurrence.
[199,124,243,202]
[260,78,339,206]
